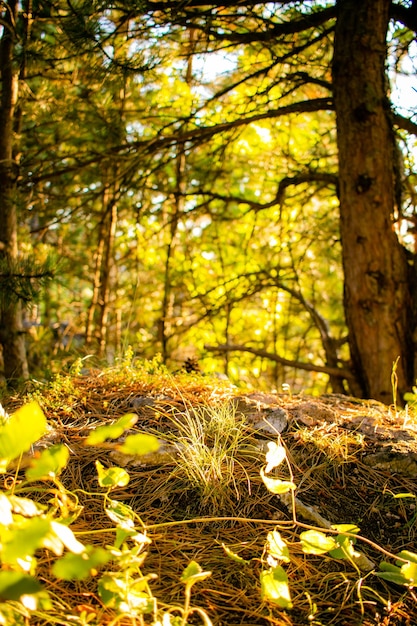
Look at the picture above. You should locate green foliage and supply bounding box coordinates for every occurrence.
[0,401,213,624]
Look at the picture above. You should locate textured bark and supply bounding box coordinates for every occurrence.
[332,0,414,402]
[0,1,29,381]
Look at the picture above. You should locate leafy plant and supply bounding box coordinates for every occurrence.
[0,401,213,625]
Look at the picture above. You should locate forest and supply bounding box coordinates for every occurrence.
[0,0,415,402]
[1,3,417,626]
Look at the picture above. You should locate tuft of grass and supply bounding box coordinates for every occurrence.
[166,401,251,513]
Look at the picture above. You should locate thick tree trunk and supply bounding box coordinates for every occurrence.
[0,0,29,382]
[332,0,414,403]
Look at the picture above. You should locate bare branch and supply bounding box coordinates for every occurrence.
[393,112,417,137]
[205,343,354,380]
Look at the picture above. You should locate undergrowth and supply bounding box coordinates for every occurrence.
[0,361,416,625]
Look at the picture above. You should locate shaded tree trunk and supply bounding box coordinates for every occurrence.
[0,0,29,381]
[332,0,414,402]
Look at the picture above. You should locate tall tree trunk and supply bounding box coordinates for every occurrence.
[0,0,29,382]
[332,0,414,403]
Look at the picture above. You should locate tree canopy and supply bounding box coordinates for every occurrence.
[0,0,416,401]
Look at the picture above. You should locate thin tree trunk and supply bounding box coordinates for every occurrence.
[97,199,118,357]
[332,0,414,402]
[159,31,195,362]
[0,0,29,381]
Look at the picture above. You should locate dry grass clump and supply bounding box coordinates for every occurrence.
[2,363,417,625]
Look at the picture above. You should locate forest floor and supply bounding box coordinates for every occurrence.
[3,362,417,626]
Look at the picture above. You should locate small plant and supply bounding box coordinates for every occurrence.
[0,401,213,625]
[166,401,249,511]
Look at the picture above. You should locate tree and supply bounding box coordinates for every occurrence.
[133,0,417,402]
[0,1,28,381]
[4,0,417,402]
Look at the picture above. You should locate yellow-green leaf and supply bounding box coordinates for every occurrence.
[95,460,130,489]
[85,414,138,445]
[26,444,69,481]
[266,530,290,563]
[300,530,337,555]
[0,402,47,467]
[260,566,292,608]
[117,433,159,456]
[260,468,296,494]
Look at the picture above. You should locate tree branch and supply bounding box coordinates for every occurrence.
[393,112,417,137]
[204,343,354,380]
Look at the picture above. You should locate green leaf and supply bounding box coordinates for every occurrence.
[260,468,296,494]
[331,524,360,535]
[98,573,154,614]
[260,566,292,608]
[378,557,417,585]
[96,460,130,488]
[300,530,337,555]
[0,572,44,602]
[117,433,160,456]
[266,530,290,563]
[0,402,47,467]
[264,442,286,473]
[401,560,417,584]
[26,444,69,481]
[180,561,212,589]
[375,570,411,586]
[85,414,138,445]
[379,560,401,573]
[1,518,51,564]
[328,535,356,560]
[52,547,110,580]
[105,499,136,528]
[222,543,250,564]
[396,550,417,564]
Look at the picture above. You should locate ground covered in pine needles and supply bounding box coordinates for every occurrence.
[2,359,417,626]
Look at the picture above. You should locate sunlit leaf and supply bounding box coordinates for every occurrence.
[96,460,130,488]
[52,547,110,580]
[117,433,159,456]
[401,560,417,584]
[105,499,136,528]
[260,566,292,608]
[300,530,337,555]
[266,530,290,563]
[328,535,356,560]
[50,521,85,554]
[260,468,296,494]
[2,518,52,563]
[264,442,286,473]
[26,444,69,481]
[0,402,47,467]
[0,492,13,525]
[98,573,154,614]
[7,495,46,517]
[85,414,138,445]
[222,543,250,564]
[331,524,360,535]
[180,561,212,588]
[396,550,417,564]
[392,493,416,499]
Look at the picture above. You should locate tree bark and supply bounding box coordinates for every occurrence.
[0,0,29,382]
[332,0,414,403]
